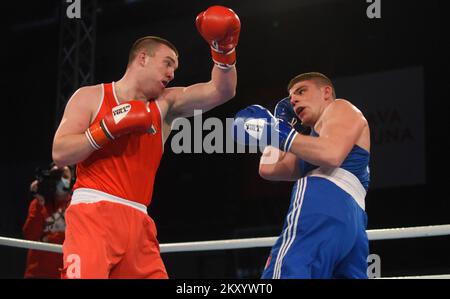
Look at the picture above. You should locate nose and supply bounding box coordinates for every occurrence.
[166,73,174,82]
[290,95,298,106]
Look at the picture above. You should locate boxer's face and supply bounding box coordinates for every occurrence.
[140,44,178,98]
[289,80,329,127]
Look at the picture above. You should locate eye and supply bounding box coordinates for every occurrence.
[164,60,173,68]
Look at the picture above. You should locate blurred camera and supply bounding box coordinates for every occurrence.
[32,165,68,200]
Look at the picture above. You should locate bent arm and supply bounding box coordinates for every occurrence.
[289,101,366,168]
[166,65,237,119]
[52,86,99,167]
[259,146,300,181]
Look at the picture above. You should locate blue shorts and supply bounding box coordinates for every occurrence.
[261,176,368,279]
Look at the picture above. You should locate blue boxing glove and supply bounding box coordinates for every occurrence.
[232,105,298,152]
[274,97,304,132]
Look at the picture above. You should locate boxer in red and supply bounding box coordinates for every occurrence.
[52,6,240,278]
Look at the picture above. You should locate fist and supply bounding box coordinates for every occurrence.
[232,105,298,152]
[86,100,154,150]
[274,97,304,132]
[196,6,241,68]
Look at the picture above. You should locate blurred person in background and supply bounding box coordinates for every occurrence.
[23,163,73,278]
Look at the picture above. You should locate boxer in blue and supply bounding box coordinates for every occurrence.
[233,72,370,278]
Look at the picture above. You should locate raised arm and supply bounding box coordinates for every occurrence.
[166,6,240,119]
[166,65,237,118]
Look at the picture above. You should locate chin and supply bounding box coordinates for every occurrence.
[300,119,312,127]
[155,89,165,98]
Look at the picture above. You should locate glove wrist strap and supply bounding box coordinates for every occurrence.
[282,129,298,152]
[85,121,112,150]
[211,48,236,69]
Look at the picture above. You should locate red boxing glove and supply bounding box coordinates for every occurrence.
[85,100,154,150]
[196,5,241,69]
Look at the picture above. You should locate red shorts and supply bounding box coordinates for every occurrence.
[61,200,168,279]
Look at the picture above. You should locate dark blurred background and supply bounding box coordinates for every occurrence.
[2,0,449,278]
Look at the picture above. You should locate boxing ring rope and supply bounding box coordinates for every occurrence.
[1,224,450,278]
[2,224,450,254]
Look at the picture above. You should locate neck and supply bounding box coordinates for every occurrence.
[115,72,148,103]
[313,100,333,131]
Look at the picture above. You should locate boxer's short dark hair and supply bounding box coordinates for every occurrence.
[288,72,336,99]
[128,36,178,67]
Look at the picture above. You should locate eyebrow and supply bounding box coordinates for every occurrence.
[291,85,307,94]
[164,56,178,68]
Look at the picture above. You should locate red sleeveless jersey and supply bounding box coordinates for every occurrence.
[73,82,163,206]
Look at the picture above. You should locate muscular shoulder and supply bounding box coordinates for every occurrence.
[156,86,185,120]
[330,99,360,113]
[68,84,102,108]
[327,99,366,122]
[316,99,367,134]
[67,84,103,120]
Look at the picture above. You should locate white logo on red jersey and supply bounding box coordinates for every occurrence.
[112,103,131,124]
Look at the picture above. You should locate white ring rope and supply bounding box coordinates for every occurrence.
[0,236,62,253]
[1,224,449,254]
[1,224,449,279]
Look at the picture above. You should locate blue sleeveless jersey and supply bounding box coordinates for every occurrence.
[298,129,370,190]
[262,129,371,279]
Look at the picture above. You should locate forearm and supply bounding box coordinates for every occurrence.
[210,65,237,101]
[52,134,95,167]
[259,146,299,181]
[289,134,341,168]
[171,66,237,116]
